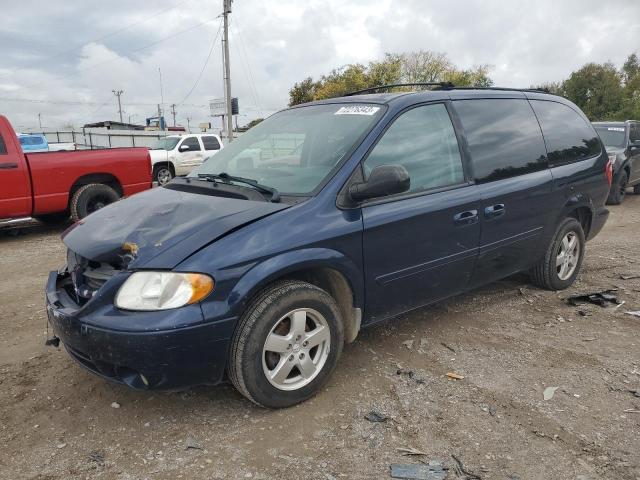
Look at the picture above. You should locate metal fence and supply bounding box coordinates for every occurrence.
[37,129,175,149]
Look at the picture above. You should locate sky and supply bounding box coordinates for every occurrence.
[0,0,638,131]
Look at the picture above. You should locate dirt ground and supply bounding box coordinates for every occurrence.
[1,198,640,480]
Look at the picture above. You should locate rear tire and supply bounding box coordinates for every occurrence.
[229,280,344,408]
[607,170,628,205]
[70,184,120,221]
[530,217,585,290]
[633,184,640,195]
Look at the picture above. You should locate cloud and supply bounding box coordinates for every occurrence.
[0,0,638,130]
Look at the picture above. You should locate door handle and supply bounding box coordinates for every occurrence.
[0,162,18,169]
[484,203,505,219]
[453,209,478,226]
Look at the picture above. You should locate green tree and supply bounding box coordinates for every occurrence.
[244,118,264,130]
[288,77,319,106]
[288,50,494,106]
[562,63,623,120]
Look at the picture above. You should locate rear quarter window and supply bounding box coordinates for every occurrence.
[0,134,7,154]
[530,100,601,166]
[202,136,221,151]
[453,98,548,183]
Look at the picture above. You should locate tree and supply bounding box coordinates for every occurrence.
[622,53,639,83]
[288,77,318,106]
[244,118,264,130]
[288,50,494,106]
[562,63,623,121]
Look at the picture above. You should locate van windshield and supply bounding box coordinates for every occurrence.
[594,126,626,149]
[190,103,384,195]
[153,137,180,150]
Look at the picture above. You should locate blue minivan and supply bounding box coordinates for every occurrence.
[46,86,611,408]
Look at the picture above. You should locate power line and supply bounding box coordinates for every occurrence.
[230,18,263,117]
[0,95,208,108]
[177,18,223,105]
[0,0,192,81]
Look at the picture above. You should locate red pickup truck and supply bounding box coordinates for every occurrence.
[0,115,152,224]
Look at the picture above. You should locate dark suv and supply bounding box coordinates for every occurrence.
[592,120,640,204]
[46,86,611,408]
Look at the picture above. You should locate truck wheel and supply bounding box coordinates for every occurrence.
[229,280,344,408]
[634,184,640,194]
[529,217,585,291]
[153,164,174,185]
[70,184,120,221]
[607,170,628,205]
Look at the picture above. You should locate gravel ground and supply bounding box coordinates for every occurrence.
[1,198,639,480]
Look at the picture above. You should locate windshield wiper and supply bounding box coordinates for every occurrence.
[198,172,280,203]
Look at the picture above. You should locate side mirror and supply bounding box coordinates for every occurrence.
[349,165,410,202]
[179,144,191,152]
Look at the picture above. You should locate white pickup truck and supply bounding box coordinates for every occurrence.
[149,134,224,185]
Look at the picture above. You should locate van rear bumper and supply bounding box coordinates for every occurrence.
[587,207,609,240]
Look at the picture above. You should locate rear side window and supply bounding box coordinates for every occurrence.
[363,103,464,194]
[202,136,221,151]
[530,100,601,165]
[0,134,6,154]
[630,124,639,143]
[453,99,548,183]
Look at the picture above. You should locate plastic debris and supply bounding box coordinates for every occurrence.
[390,462,446,480]
[397,447,428,456]
[446,372,464,380]
[185,436,202,450]
[543,386,559,400]
[364,411,388,423]
[619,273,640,280]
[110,402,120,409]
[625,310,640,318]
[566,290,621,307]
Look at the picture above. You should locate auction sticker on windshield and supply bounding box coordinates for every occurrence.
[608,127,625,132]
[335,105,380,115]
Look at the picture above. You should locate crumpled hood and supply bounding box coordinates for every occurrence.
[62,187,289,269]
[149,149,169,164]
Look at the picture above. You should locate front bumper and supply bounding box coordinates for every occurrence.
[45,271,235,390]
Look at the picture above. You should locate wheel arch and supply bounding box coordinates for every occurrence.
[69,173,123,202]
[228,248,364,343]
[559,195,594,239]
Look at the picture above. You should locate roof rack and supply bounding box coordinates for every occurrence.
[345,82,454,96]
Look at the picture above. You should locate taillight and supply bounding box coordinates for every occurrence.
[605,156,614,187]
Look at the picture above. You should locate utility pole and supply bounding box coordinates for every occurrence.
[170,104,177,126]
[112,90,124,123]
[186,117,191,132]
[37,113,42,130]
[222,0,234,142]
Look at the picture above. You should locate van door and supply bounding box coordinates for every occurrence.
[452,98,553,287]
[360,102,481,322]
[175,136,204,175]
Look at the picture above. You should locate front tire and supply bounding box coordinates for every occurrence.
[70,184,120,221]
[530,217,585,290]
[607,170,628,205]
[153,164,174,185]
[229,280,344,408]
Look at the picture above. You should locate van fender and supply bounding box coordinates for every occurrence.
[227,247,364,318]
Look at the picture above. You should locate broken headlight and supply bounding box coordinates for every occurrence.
[115,272,214,311]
